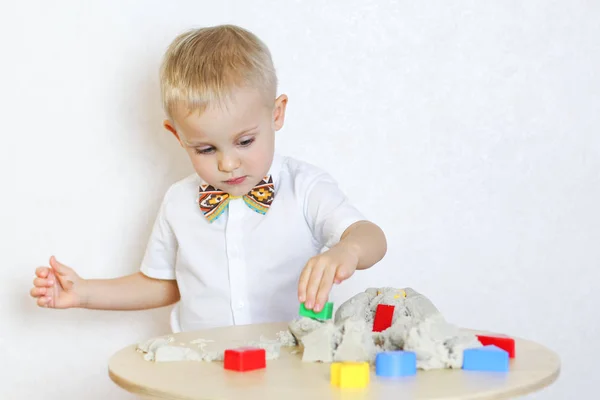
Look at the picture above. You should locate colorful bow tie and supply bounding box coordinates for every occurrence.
[198,175,274,223]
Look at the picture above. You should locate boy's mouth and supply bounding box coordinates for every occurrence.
[224,176,247,185]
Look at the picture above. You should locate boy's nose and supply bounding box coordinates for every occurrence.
[218,153,241,172]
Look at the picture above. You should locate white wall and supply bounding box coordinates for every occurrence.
[1,1,597,398]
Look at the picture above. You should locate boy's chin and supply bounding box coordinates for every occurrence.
[225,183,254,196]
[213,175,265,195]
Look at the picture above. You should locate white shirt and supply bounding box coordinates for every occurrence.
[140,154,364,332]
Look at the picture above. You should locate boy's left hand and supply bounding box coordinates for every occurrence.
[297,244,359,312]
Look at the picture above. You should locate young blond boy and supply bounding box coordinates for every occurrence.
[30,25,387,333]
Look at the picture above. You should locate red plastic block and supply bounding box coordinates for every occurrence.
[373,304,395,332]
[476,334,515,358]
[224,347,266,372]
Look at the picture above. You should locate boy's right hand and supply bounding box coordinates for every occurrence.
[30,256,83,309]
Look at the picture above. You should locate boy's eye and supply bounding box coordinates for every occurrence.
[239,137,255,147]
[194,147,214,155]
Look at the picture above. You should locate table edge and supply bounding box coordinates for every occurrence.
[107,323,562,400]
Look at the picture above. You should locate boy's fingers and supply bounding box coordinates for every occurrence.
[56,274,74,291]
[49,256,69,275]
[35,267,49,278]
[33,277,54,288]
[30,287,47,298]
[297,263,313,302]
[37,296,51,307]
[305,264,326,309]
[314,266,336,312]
[49,256,76,290]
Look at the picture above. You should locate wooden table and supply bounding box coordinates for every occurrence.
[108,321,560,400]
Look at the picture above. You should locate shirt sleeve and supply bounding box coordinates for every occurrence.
[140,190,178,280]
[299,164,365,249]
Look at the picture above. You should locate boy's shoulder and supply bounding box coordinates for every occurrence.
[161,172,202,205]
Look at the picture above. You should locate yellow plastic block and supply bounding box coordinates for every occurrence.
[330,362,370,389]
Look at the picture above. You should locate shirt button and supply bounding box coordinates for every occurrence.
[237,301,245,309]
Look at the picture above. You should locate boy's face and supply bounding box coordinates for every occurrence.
[165,88,287,197]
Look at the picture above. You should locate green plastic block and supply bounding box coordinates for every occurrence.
[299,302,333,320]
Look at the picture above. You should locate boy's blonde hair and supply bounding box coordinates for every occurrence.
[160,24,277,119]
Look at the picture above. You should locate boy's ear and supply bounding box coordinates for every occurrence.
[163,120,183,146]
[273,94,288,131]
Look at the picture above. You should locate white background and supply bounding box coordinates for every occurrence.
[1,1,597,399]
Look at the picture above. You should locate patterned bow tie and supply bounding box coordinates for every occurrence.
[198,175,274,223]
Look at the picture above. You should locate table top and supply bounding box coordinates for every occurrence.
[108,321,560,400]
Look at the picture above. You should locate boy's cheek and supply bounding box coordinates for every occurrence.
[190,159,215,182]
[189,155,207,171]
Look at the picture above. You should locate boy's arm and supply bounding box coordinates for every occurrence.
[31,256,179,310]
[79,272,180,310]
[296,163,387,311]
[32,188,181,311]
[298,220,387,311]
[336,220,387,271]
[82,189,180,310]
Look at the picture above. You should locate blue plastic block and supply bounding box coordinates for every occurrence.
[463,345,509,372]
[375,351,417,377]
